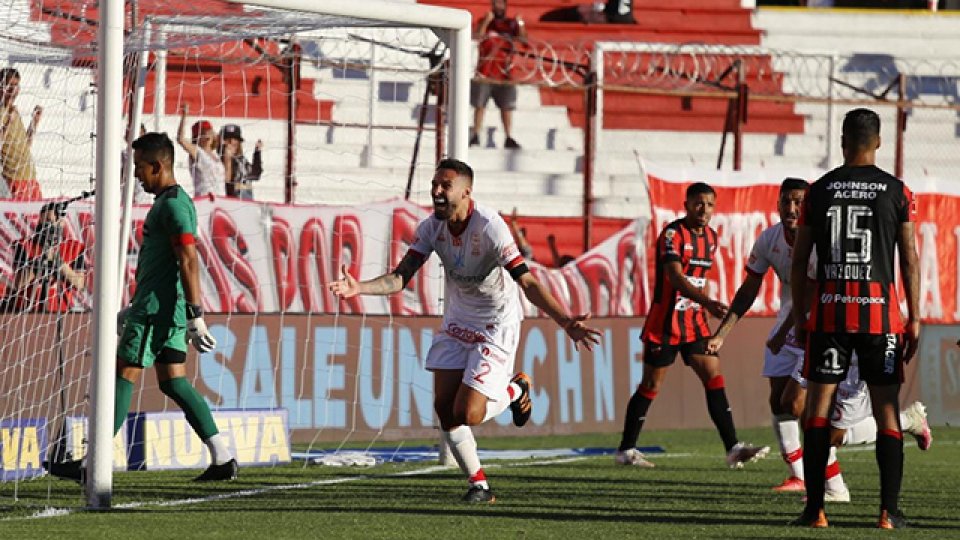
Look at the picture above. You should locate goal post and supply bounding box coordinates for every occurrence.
[227,0,472,161]
[84,0,475,509]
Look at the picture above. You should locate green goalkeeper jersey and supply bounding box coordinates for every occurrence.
[128,184,197,327]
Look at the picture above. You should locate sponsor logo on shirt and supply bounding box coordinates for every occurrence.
[446,323,487,344]
[819,293,885,305]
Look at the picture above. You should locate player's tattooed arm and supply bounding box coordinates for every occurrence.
[327,250,425,298]
[707,272,762,353]
[718,272,763,336]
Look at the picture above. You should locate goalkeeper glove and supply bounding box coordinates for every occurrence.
[186,304,217,353]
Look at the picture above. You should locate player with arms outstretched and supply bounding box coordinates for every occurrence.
[790,108,921,529]
[328,158,601,503]
[616,182,769,469]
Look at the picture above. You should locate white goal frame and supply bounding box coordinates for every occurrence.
[88,0,472,508]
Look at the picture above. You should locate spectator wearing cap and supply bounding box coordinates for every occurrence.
[176,104,225,197]
[219,124,262,200]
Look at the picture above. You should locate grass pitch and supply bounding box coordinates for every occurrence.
[1,427,957,539]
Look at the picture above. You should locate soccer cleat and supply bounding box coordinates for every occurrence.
[509,372,533,427]
[878,509,908,529]
[824,486,851,503]
[788,509,829,528]
[462,485,496,503]
[44,459,84,484]
[193,459,239,482]
[772,476,805,492]
[726,443,770,469]
[504,137,521,149]
[614,448,655,468]
[903,401,932,451]
[469,133,480,147]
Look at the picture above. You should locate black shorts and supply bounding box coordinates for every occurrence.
[804,332,903,386]
[644,338,714,368]
[156,347,187,365]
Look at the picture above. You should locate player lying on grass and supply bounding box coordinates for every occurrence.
[779,354,931,503]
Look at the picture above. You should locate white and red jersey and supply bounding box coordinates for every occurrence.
[409,201,525,326]
[745,222,816,347]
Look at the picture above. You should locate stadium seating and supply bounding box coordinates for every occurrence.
[419,0,805,135]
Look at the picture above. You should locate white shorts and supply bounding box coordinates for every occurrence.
[763,344,804,378]
[830,383,872,429]
[790,355,872,429]
[425,319,520,401]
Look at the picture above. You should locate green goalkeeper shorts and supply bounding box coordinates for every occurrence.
[118,318,188,368]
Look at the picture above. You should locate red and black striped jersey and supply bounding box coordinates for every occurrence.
[642,218,717,345]
[799,165,915,334]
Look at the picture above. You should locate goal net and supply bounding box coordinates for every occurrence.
[0,0,472,512]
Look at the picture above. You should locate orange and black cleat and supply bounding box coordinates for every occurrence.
[789,509,829,528]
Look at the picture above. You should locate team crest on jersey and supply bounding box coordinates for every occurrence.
[664,229,676,239]
[438,233,445,242]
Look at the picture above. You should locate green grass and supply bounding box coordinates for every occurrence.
[1,427,958,539]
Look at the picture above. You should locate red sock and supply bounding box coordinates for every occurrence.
[469,469,487,485]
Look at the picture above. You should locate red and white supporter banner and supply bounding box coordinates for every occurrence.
[0,197,649,317]
[641,159,959,324]
[4,164,955,323]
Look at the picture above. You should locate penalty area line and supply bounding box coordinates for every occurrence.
[14,454,605,520]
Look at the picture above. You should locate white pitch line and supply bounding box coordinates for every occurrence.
[11,455,601,521]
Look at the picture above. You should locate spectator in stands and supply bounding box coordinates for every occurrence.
[506,207,535,260]
[541,0,636,24]
[219,124,263,200]
[177,104,225,197]
[0,67,43,200]
[1,201,85,313]
[470,0,527,150]
[547,234,576,267]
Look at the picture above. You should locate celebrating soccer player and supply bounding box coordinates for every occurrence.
[789,108,920,529]
[328,158,601,503]
[616,182,769,469]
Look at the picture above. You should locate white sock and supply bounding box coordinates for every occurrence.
[204,433,233,465]
[841,416,878,446]
[482,395,511,423]
[773,414,804,480]
[444,425,485,487]
[507,382,522,402]
[825,446,846,492]
[440,429,468,474]
[898,411,911,432]
[480,383,510,424]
